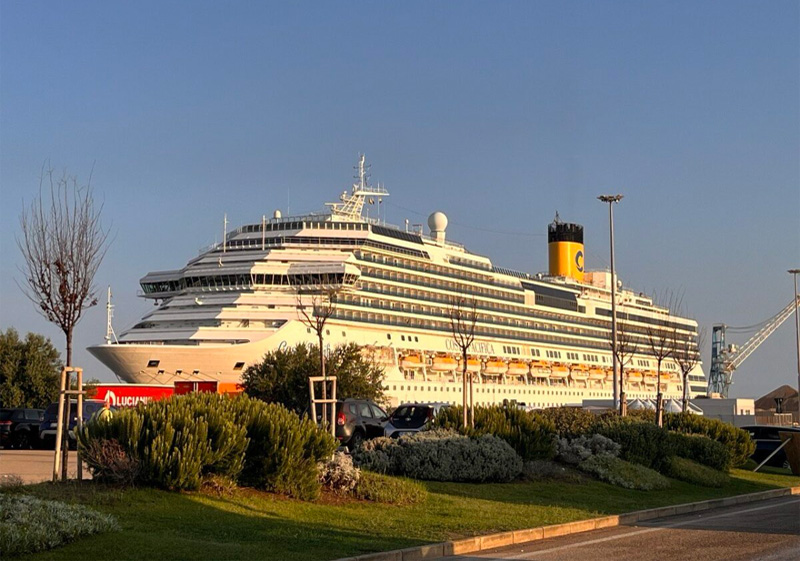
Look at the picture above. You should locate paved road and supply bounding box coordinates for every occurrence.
[0,449,87,484]
[446,496,800,561]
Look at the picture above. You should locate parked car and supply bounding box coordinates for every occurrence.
[741,425,800,469]
[384,402,451,439]
[308,398,389,450]
[39,400,106,449]
[0,408,45,449]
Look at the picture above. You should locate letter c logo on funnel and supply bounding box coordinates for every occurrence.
[575,250,584,272]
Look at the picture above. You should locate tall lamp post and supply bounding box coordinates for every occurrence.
[789,269,800,424]
[599,195,624,413]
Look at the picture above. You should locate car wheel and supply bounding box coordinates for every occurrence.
[348,431,364,451]
[14,432,30,450]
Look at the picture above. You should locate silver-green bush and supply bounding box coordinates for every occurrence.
[352,429,522,482]
[556,434,621,465]
[0,494,117,557]
[318,451,361,494]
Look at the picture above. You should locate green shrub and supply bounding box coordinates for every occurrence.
[80,438,141,486]
[667,433,731,472]
[556,434,621,465]
[536,407,596,439]
[664,413,754,468]
[79,393,336,498]
[352,430,523,482]
[352,472,427,504]
[662,456,730,487]
[594,418,673,470]
[435,405,556,461]
[0,494,117,557]
[579,455,670,490]
[233,398,337,500]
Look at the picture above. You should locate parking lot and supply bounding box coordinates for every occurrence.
[0,450,87,484]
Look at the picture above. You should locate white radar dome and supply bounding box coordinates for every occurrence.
[273,210,282,219]
[428,211,448,233]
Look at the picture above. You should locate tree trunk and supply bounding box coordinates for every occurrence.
[656,363,663,428]
[462,349,468,428]
[61,330,73,481]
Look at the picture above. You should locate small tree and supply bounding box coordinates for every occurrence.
[295,285,339,426]
[0,328,62,408]
[646,322,674,427]
[17,166,110,367]
[673,327,705,412]
[611,321,638,416]
[447,295,478,428]
[241,343,385,413]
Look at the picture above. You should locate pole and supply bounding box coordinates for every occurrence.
[76,368,83,482]
[52,368,67,482]
[790,269,800,425]
[609,201,619,412]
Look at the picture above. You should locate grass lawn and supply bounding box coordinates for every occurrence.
[9,468,798,561]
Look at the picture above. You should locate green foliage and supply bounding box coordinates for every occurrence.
[667,433,731,472]
[435,405,556,461]
[664,412,754,468]
[352,472,428,504]
[0,327,62,408]
[662,456,730,488]
[241,343,385,413]
[80,438,141,486]
[594,417,673,470]
[579,455,671,490]
[238,398,337,500]
[0,494,117,557]
[536,406,596,439]
[353,429,523,482]
[79,393,336,498]
[521,460,586,483]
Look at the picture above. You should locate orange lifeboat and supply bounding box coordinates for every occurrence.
[626,370,643,384]
[549,364,570,380]
[529,361,551,381]
[458,358,482,373]
[588,368,607,382]
[643,371,657,386]
[400,354,424,370]
[483,360,508,375]
[507,361,530,376]
[430,356,458,372]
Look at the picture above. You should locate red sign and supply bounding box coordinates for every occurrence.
[174,381,218,395]
[90,384,174,408]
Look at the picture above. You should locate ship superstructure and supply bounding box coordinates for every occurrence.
[89,156,706,407]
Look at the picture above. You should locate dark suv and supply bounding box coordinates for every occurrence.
[0,408,45,449]
[384,402,450,439]
[311,399,388,450]
[742,425,800,469]
[39,400,106,449]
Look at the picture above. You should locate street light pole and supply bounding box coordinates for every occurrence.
[599,194,624,413]
[789,269,800,424]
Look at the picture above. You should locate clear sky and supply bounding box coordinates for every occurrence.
[1,1,798,399]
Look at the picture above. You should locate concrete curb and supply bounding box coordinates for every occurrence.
[335,485,800,561]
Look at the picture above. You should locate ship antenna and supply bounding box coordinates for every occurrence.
[222,213,228,253]
[105,286,118,344]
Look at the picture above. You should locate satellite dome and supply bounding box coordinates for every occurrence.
[428,211,448,233]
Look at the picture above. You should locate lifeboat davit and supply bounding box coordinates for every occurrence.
[483,360,508,375]
[430,356,458,372]
[507,361,530,376]
[400,354,425,369]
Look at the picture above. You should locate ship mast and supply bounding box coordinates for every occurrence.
[105,286,118,344]
[326,154,389,221]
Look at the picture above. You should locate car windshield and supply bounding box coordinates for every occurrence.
[0,410,12,421]
[391,406,430,422]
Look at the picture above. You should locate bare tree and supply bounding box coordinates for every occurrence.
[611,320,638,416]
[448,295,478,428]
[17,165,110,367]
[295,285,339,427]
[673,327,705,413]
[646,321,674,427]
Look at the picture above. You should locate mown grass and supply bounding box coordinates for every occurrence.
[8,469,798,561]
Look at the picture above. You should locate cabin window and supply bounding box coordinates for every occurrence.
[147,360,160,368]
[234,362,245,370]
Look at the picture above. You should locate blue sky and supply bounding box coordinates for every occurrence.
[1,1,798,398]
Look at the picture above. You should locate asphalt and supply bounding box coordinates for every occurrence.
[0,449,87,484]
[444,496,800,561]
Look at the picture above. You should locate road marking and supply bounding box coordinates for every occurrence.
[501,497,800,560]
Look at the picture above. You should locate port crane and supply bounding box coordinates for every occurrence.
[708,296,800,397]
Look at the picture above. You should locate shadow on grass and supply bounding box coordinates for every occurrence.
[14,484,426,561]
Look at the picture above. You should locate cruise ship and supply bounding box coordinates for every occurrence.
[89,156,707,408]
